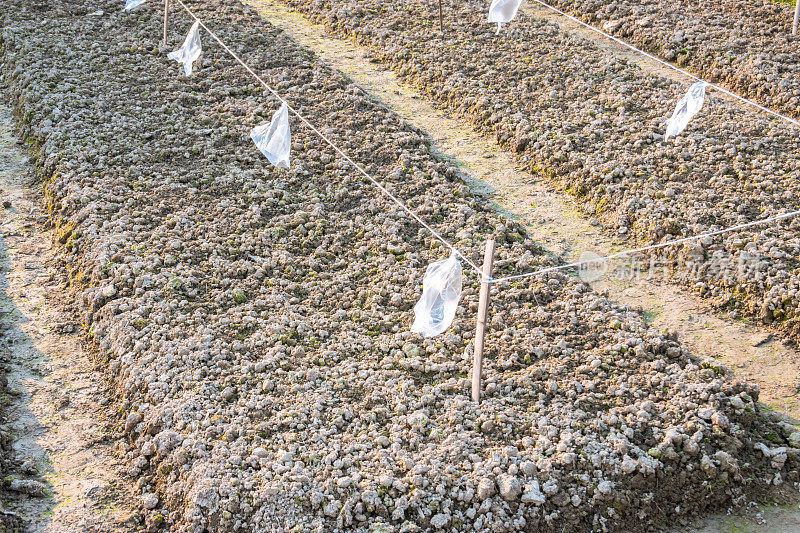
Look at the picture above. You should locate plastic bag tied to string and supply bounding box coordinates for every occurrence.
[488,0,522,34]
[124,0,147,11]
[167,20,203,77]
[665,81,708,140]
[250,102,292,169]
[411,253,463,338]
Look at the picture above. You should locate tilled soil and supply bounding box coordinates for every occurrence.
[248,6,800,530]
[279,0,800,345]
[543,0,800,120]
[1,0,800,532]
[252,0,800,421]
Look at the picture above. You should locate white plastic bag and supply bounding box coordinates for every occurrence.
[124,0,146,11]
[488,0,522,34]
[411,253,463,337]
[665,81,708,140]
[250,102,292,169]
[167,20,202,77]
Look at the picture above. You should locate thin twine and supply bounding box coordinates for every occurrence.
[528,0,800,131]
[491,209,800,284]
[172,0,483,274]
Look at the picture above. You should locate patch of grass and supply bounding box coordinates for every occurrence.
[233,289,248,304]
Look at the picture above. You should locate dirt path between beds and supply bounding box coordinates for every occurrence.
[0,101,138,531]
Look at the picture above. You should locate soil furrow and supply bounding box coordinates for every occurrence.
[0,102,138,531]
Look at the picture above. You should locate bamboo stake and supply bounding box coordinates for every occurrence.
[471,237,495,404]
[794,0,799,36]
[438,0,444,34]
[163,0,169,47]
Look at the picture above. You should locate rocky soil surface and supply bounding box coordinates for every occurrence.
[250,0,800,421]
[280,0,800,343]
[544,0,800,120]
[2,0,800,531]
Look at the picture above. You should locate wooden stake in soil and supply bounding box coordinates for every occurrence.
[471,237,495,404]
[794,0,800,36]
[438,0,444,34]
[163,0,169,46]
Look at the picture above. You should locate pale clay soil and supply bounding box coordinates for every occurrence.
[0,102,138,531]
[0,0,798,531]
